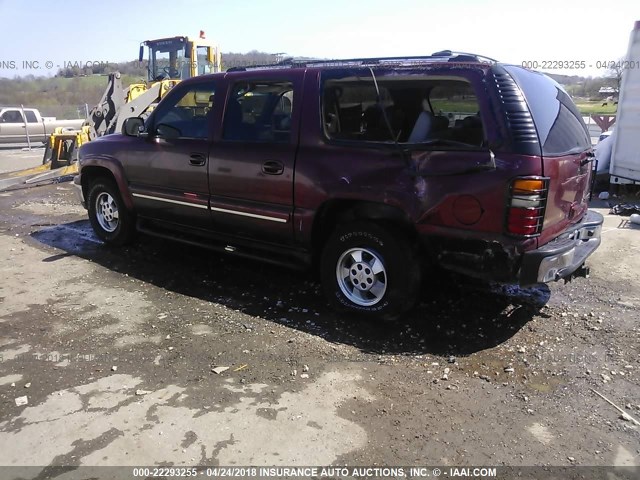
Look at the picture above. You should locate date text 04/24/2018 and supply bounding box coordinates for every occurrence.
[521,60,639,70]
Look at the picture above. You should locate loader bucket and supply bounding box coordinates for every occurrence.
[43,126,89,169]
[0,126,87,192]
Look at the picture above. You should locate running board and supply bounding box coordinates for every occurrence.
[136,218,311,271]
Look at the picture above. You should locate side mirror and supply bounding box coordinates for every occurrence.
[122,117,145,137]
[138,45,144,63]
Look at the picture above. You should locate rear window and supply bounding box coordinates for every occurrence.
[504,66,591,156]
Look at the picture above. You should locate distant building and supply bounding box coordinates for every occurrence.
[599,86,619,94]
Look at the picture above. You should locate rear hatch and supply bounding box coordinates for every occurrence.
[503,66,593,244]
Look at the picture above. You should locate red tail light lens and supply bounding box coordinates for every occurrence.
[505,177,549,237]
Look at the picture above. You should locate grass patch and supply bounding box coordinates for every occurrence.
[575,101,618,116]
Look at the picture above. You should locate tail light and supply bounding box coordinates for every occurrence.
[505,177,549,237]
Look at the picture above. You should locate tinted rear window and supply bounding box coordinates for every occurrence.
[504,66,591,156]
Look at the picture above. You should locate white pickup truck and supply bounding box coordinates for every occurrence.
[0,107,84,144]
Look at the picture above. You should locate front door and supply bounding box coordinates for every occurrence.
[123,80,217,229]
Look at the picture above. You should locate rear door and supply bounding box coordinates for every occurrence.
[207,72,302,245]
[505,66,593,241]
[24,110,46,142]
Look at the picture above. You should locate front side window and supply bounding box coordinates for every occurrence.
[152,83,216,139]
[322,73,485,147]
[223,81,294,143]
[1,110,23,123]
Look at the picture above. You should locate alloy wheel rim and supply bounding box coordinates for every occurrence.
[95,192,119,233]
[336,247,387,306]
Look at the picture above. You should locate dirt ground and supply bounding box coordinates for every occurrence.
[0,151,638,479]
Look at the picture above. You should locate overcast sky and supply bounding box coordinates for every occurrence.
[0,0,636,78]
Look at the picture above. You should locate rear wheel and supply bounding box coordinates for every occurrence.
[87,179,135,245]
[320,221,421,321]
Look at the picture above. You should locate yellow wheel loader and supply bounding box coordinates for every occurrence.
[0,34,221,191]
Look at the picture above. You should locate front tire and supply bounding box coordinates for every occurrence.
[87,179,135,245]
[320,222,421,321]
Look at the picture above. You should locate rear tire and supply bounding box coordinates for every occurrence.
[320,221,421,321]
[87,179,135,245]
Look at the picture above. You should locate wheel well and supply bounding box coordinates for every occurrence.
[311,200,417,259]
[80,166,120,203]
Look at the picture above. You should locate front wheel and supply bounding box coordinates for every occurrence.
[87,179,135,245]
[320,222,421,321]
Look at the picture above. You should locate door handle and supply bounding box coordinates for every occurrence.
[262,160,284,175]
[189,153,206,166]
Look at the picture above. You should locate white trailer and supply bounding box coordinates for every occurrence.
[610,20,640,184]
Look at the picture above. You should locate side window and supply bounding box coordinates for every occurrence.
[323,82,394,141]
[1,110,24,123]
[152,83,216,139]
[322,74,485,147]
[429,83,483,146]
[223,81,294,142]
[25,111,38,123]
[196,46,212,75]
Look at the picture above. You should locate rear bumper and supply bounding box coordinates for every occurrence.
[73,174,86,209]
[520,210,603,285]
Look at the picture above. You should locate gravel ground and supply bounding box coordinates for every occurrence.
[0,153,638,479]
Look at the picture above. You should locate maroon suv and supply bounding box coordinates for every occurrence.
[75,52,603,320]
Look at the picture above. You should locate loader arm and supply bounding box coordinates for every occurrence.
[113,82,165,134]
[86,72,125,139]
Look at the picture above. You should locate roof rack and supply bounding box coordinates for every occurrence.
[226,51,498,72]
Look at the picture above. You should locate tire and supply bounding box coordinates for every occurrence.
[320,221,421,321]
[87,179,136,245]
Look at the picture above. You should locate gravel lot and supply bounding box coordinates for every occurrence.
[0,149,638,479]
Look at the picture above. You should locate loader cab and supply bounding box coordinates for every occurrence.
[141,36,221,83]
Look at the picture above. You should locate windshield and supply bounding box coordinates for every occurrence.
[146,38,188,81]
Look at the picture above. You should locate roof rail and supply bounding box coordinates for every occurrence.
[226,51,498,72]
[430,50,498,63]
